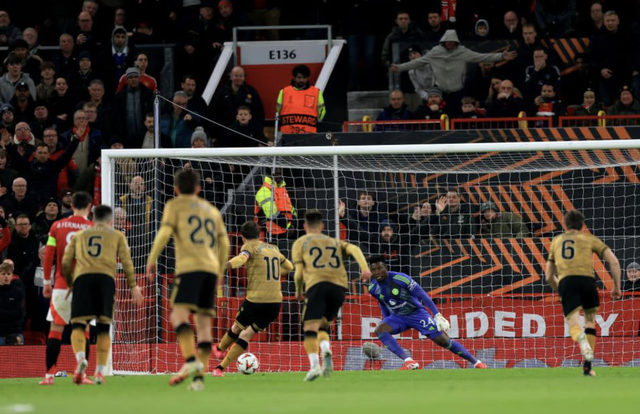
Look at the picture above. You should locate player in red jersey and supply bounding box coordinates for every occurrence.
[39,191,93,385]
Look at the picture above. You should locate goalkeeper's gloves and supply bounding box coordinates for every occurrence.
[435,313,450,332]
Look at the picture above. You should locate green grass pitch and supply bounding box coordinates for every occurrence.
[2,369,640,414]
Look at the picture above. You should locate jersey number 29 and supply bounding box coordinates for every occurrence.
[188,216,216,248]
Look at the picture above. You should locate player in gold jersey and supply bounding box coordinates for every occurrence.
[211,221,293,376]
[546,210,621,376]
[62,205,143,385]
[147,169,229,391]
[292,210,371,382]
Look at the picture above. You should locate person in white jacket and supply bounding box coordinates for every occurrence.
[406,45,434,102]
[391,30,517,115]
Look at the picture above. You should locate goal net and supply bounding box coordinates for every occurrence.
[103,141,640,374]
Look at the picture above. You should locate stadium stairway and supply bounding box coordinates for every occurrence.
[347,91,389,122]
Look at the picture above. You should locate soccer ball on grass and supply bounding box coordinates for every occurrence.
[237,352,259,375]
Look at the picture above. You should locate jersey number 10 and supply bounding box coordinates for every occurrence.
[263,257,280,281]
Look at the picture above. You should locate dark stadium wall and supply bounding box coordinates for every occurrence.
[316,43,348,134]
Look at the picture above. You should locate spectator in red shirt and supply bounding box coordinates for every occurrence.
[0,207,11,256]
[115,54,158,93]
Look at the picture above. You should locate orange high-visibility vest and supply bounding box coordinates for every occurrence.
[280,85,320,134]
[254,178,296,235]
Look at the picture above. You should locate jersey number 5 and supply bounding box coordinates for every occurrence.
[561,240,575,260]
[87,235,103,258]
[189,216,216,248]
[309,246,340,269]
[263,256,280,281]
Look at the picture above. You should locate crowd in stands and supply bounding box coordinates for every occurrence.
[3,1,640,344]
[369,1,640,125]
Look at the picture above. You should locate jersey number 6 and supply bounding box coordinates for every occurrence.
[561,239,575,260]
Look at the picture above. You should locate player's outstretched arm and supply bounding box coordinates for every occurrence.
[146,225,173,281]
[292,240,304,300]
[604,248,622,299]
[344,242,371,281]
[119,233,144,306]
[61,235,77,291]
[227,254,249,270]
[42,240,56,298]
[406,277,448,329]
[281,257,294,274]
[215,219,230,277]
[545,260,559,292]
[293,264,304,300]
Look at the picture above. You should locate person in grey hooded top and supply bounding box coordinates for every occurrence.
[391,30,517,96]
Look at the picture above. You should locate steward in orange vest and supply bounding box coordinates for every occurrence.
[276,65,326,134]
[254,168,298,236]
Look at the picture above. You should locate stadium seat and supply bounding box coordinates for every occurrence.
[566,105,579,116]
[22,331,46,345]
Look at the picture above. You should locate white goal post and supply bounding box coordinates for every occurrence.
[102,140,640,374]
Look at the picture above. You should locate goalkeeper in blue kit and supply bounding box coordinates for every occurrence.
[367,256,486,370]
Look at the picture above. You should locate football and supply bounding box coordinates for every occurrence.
[237,352,259,375]
[362,342,382,359]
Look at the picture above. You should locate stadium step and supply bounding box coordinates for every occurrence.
[347,91,389,110]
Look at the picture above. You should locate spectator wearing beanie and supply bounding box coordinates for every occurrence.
[574,90,605,117]
[36,62,57,99]
[34,198,61,244]
[69,51,100,99]
[29,101,58,140]
[115,67,154,147]
[59,188,73,218]
[406,45,435,102]
[9,82,37,124]
[610,86,640,124]
[623,262,640,291]
[413,88,447,120]
[1,103,16,137]
[191,127,209,148]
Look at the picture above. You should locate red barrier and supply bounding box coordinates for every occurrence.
[342,119,444,132]
[450,116,552,130]
[559,115,640,127]
[342,114,640,132]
